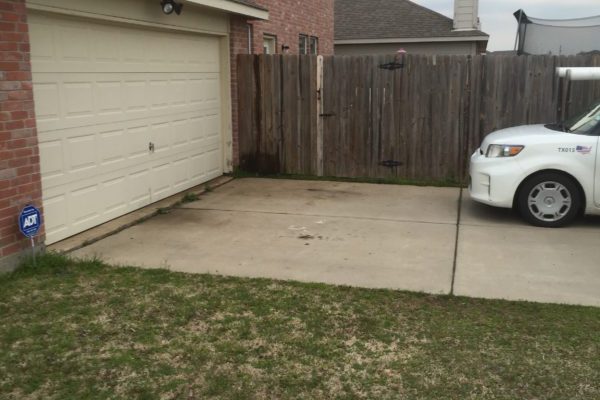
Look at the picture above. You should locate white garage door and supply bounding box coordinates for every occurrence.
[29,12,224,244]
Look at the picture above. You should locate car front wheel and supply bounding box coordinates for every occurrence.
[517,173,581,228]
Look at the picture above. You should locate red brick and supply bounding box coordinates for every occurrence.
[0,41,17,51]
[7,156,28,167]
[10,110,27,120]
[0,32,23,42]
[0,11,19,21]
[7,90,31,101]
[0,2,16,12]
[2,242,26,257]
[17,182,37,194]
[10,127,33,139]
[0,225,15,238]
[14,147,31,158]
[5,71,30,81]
[0,187,17,200]
[13,174,31,186]
[0,81,21,91]
[16,165,33,176]
[0,234,17,248]
[5,119,23,130]
[0,164,15,177]
[0,21,14,31]
[0,51,22,61]
[0,100,23,111]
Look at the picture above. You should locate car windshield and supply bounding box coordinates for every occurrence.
[564,100,600,134]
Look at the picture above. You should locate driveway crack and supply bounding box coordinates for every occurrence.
[450,188,463,295]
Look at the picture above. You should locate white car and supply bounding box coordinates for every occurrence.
[469,100,600,227]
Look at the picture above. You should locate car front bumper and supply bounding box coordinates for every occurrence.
[468,149,524,208]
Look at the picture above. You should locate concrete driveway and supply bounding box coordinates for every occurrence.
[72,178,600,307]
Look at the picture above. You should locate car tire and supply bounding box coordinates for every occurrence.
[517,172,581,228]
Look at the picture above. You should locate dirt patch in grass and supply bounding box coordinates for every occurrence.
[0,253,598,399]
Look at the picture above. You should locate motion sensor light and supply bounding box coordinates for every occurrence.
[161,0,183,15]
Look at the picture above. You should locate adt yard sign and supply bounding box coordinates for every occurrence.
[19,205,42,238]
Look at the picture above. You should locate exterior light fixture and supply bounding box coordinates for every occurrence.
[161,0,183,15]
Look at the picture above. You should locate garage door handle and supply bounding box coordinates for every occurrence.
[149,142,155,153]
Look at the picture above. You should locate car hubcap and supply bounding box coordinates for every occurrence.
[527,181,572,222]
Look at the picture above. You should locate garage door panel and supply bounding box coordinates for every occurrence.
[64,82,95,118]
[34,73,220,133]
[128,169,152,208]
[101,177,128,216]
[99,129,127,165]
[38,140,64,180]
[41,142,210,196]
[42,192,69,239]
[32,82,60,123]
[70,184,102,227]
[67,134,96,172]
[31,14,221,74]
[42,166,154,240]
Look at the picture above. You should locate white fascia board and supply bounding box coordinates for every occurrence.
[185,0,269,20]
[335,36,489,45]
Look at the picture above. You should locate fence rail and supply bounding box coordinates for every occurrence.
[237,54,600,182]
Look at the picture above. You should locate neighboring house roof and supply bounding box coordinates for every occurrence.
[335,0,488,42]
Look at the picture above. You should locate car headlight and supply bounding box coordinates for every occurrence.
[486,144,524,158]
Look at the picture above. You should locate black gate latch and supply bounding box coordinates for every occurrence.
[379,160,403,168]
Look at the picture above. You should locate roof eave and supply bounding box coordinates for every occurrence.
[185,0,269,20]
[335,36,490,45]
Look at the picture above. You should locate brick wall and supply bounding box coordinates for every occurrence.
[248,0,334,55]
[230,15,252,167]
[0,0,43,270]
[230,0,334,166]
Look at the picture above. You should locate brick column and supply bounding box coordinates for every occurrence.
[0,0,43,271]
[230,15,251,167]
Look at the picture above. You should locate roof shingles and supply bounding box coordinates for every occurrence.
[335,0,488,41]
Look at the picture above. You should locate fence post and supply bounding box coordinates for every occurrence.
[316,55,324,176]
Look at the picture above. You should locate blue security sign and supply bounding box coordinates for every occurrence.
[19,205,42,238]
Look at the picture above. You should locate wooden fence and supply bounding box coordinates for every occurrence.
[237,54,600,182]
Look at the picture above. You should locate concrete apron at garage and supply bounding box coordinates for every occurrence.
[72,178,600,307]
[73,178,459,294]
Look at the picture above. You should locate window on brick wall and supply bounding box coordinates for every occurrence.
[299,34,308,55]
[310,36,318,55]
[263,34,277,54]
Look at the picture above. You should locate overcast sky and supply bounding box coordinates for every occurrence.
[411,0,600,51]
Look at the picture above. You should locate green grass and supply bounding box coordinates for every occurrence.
[229,169,465,188]
[1,253,598,399]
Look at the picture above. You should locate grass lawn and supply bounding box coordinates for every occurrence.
[0,254,598,399]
